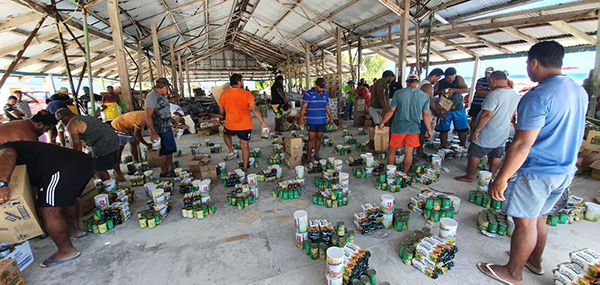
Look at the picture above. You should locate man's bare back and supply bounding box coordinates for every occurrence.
[0,120,40,144]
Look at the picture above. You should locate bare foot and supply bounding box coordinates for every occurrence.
[69,230,86,238]
[455,175,475,183]
[114,174,126,182]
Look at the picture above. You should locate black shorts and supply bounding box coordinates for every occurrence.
[468,105,482,118]
[308,124,326,133]
[38,158,95,207]
[225,128,252,141]
[95,151,118,171]
[468,143,504,159]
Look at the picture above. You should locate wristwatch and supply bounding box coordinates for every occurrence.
[0,181,8,188]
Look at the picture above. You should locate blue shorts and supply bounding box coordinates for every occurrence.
[435,110,469,132]
[420,121,427,135]
[159,129,177,156]
[115,130,136,146]
[308,124,326,133]
[501,170,574,219]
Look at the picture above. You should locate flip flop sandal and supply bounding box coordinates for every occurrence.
[70,232,87,238]
[506,251,545,275]
[39,252,81,268]
[477,262,516,285]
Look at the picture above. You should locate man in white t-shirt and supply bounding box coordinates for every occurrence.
[13,90,39,119]
[455,71,519,182]
[417,68,444,157]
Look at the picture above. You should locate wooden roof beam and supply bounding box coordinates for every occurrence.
[549,20,597,45]
[0,12,43,33]
[433,36,480,58]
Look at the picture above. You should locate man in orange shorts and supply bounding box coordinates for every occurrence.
[378,74,432,172]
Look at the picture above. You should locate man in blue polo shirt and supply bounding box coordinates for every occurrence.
[477,41,588,285]
[299,78,337,164]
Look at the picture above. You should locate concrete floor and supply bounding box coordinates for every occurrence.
[23,112,599,285]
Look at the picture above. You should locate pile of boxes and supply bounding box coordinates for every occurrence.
[354,98,366,126]
[284,136,303,168]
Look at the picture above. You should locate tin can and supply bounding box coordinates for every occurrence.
[310,243,319,260]
[92,223,99,234]
[342,195,348,206]
[93,209,102,221]
[98,220,108,233]
[139,217,147,229]
[209,203,216,214]
[446,208,454,218]
[432,210,440,222]
[475,193,483,206]
[469,191,476,203]
[367,269,376,284]
[403,247,414,265]
[106,219,114,230]
[148,216,157,228]
[482,196,491,208]
[319,243,327,260]
[304,240,311,255]
[497,222,507,236]
[547,215,558,226]
[155,215,161,225]
[347,230,355,244]
[338,236,346,247]
[491,199,502,210]
[332,235,339,247]
[441,198,451,210]
[433,199,441,211]
[487,220,498,233]
[424,209,432,220]
[558,212,568,224]
[425,198,434,210]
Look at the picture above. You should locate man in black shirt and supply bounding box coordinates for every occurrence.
[0,141,95,267]
[270,75,288,134]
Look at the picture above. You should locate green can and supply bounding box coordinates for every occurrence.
[367,268,376,285]
[209,203,216,214]
[227,195,233,205]
[348,230,355,244]
[339,235,346,247]
[318,195,323,205]
[319,243,327,260]
[487,220,498,233]
[547,215,558,227]
[424,209,432,220]
[93,209,102,220]
[469,191,476,203]
[432,210,441,222]
[342,195,348,206]
[395,219,404,232]
[475,193,483,206]
[403,247,414,265]
[325,199,332,208]
[332,235,339,247]
[155,215,161,225]
[379,174,386,183]
[248,195,254,205]
[491,199,502,210]
[497,222,507,236]
[304,240,312,255]
[425,198,434,210]
[174,160,180,168]
[312,194,319,205]
[482,196,491,208]
[558,212,568,224]
[359,275,370,284]
[310,243,318,260]
[282,190,289,200]
[106,219,114,230]
[446,208,454,218]
[441,198,451,210]
[352,280,362,285]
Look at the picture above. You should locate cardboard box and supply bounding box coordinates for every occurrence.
[583,130,600,152]
[188,154,211,173]
[435,96,454,113]
[0,259,25,285]
[78,179,101,217]
[374,126,390,152]
[285,152,302,168]
[5,241,34,270]
[0,165,43,243]
[199,165,218,185]
[196,130,212,137]
[590,160,600,180]
[145,149,160,169]
[284,137,303,154]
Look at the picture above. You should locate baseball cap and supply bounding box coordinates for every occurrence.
[347,80,355,85]
[444,67,457,76]
[55,107,74,120]
[315,78,326,88]
[155,77,171,88]
[406,74,419,81]
[485,67,495,73]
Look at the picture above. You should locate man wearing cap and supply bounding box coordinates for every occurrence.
[434,67,470,147]
[218,73,269,173]
[271,75,288,135]
[110,111,150,170]
[145,78,177,177]
[56,107,121,181]
[343,80,356,120]
[299,78,337,164]
[417,68,445,157]
[456,71,519,183]
[367,70,395,152]
[0,141,94,267]
[0,111,57,144]
[378,74,432,172]
[470,67,495,130]
[46,87,73,146]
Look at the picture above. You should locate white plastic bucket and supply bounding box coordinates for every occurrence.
[102,179,116,192]
[295,165,305,179]
[448,195,461,214]
[439,218,458,243]
[94,194,109,209]
[334,159,343,172]
[144,183,157,197]
[294,210,308,233]
[326,247,345,279]
[386,165,397,176]
[365,154,374,168]
[296,178,305,187]
[152,188,165,205]
[431,155,442,168]
[274,165,282,179]
[584,202,600,222]
[174,168,183,176]
[192,180,203,189]
[478,171,493,192]
[365,167,374,175]
[250,186,259,199]
[328,157,335,165]
[144,170,154,179]
[339,172,349,187]
[247,174,258,187]
[319,159,328,168]
[381,194,394,213]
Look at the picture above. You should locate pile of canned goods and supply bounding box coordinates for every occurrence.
[354,203,386,235]
[477,209,513,236]
[375,171,411,192]
[408,193,456,223]
[250,148,262,158]
[220,170,244,187]
[334,144,352,155]
[226,190,255,210]
[256,165,282,182]
[267,153,285,165]
[312,186,348,208]
[348,156,364,167]
[412,166,441,185]
[121,154,133,164]
[344,135,357,145]
[307,161,324,174]
[238,158,259,169]
[393,209,411,232]
[272,143,283,154]
[546,195,588,226]
[355,142,367,152]
[301,220,356,259]
[129,174,146,186]
[137,209,164,229]
[357,128,368,135]
[348,269,390,285]
[84,203,130,234]
[314,169,339,189]
[553,248,599,285]
[336,243,371,284]
[273,179,304,200]
[209,145,224,153]
[190,143,202,155]
[468,190,503,210]
[321,135,334,147]
[398,229,459,279]
[182,193,215,219]
[232,143,241,150]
